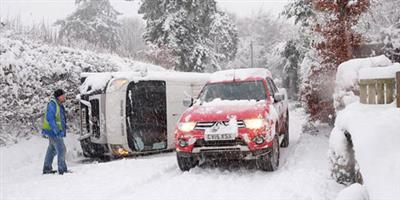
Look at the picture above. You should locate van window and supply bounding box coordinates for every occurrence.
[126,81,167,152]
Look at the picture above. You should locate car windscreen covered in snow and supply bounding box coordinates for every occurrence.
[198,80,267,102]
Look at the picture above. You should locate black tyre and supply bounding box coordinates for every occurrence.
[177,153,197,171]
[80,138,107,158]
[256,137,280,171]
[281,109,289,148]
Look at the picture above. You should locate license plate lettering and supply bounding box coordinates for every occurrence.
[205,133,234,141]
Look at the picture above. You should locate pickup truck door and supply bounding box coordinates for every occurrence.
[266,78,285,134]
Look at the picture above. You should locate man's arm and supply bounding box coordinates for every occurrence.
[60,105,67,136]
[46,101,59,136]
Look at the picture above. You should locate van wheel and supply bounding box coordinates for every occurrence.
[256,137,280,171]
[281,110,289,147]
[177,153,197,171]
[80,138,107,158]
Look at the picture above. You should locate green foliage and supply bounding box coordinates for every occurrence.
[139,0,238,72]
[282,0,315,27]
[55,0,122,51]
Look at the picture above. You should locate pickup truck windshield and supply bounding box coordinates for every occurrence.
[199,80,267,102]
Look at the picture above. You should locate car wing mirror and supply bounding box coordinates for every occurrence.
[183,97,193,107]
[274,93,285,103]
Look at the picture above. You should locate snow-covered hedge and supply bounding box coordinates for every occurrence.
[0,29,164,145]
[330,55,400,199]
[329,128,363,185]
[331,103,400,199]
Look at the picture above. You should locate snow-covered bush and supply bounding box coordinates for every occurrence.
[298,48,335,123]
[0,29,164,145]
[329,128,363,185]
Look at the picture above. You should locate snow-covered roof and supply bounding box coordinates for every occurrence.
[209,68,272,83]
[359,63,400,80]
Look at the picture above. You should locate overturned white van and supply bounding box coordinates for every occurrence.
[78,70,209,158]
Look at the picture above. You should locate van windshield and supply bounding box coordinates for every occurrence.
[198,80,267,103]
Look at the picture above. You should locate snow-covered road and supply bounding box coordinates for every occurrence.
[1,104,343,200]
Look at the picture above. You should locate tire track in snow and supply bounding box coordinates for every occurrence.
[279,103,305,169]
[104,155,181,198]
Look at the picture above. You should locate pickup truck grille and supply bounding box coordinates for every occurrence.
[194,120,245,130]
[194,138,246,147]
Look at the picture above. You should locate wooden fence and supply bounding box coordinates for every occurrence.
[359,71,400,107]
[397,72,400,108]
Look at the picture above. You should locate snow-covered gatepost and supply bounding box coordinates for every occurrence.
[397,72,400,108]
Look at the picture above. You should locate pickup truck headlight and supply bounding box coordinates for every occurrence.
[244,118,266,129]
[178,122,196,132]
[253,135,265,144]
[178,138,189,147]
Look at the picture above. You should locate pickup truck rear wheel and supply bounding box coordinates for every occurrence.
[177,153,197,171]
[256,137,280,171]
[281,109,289,147]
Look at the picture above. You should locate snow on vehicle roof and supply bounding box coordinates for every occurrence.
[80,70,210,94]
[209,68,272,83]
[80,73,112,94]
[359,63,400,80]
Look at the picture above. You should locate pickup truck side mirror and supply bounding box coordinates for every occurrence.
[183,97,193,107]
[274,93,285,103]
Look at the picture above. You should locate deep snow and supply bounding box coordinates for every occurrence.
[332,102,400,199]
[1,104,344,200]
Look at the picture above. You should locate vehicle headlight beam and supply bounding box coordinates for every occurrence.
[178,122,196,132]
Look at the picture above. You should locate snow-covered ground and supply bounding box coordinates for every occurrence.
[1,104,344,200]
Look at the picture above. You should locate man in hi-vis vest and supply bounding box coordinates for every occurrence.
[42,89,69,175]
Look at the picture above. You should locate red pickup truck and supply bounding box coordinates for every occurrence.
[175,68,289,171]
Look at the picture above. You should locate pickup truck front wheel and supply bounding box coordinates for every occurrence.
[256,137,280,171]
[281,109,289,147]
[177,153,197,171]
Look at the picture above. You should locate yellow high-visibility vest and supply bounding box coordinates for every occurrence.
[42,98,63,131]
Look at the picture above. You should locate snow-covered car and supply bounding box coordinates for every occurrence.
[79,70,209,158]
[175,68,289,171]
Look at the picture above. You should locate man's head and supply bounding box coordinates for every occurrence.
[54,89,66,104]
